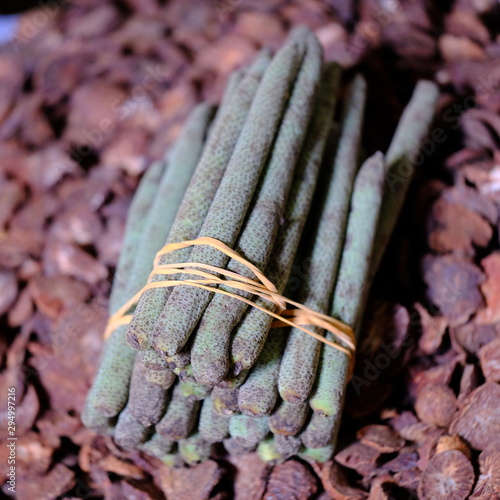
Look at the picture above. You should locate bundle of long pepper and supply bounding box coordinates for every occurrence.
[84,27,439,465]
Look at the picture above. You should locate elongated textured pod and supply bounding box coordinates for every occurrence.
[300,412,341,449]
[153,35,303,356]
[156,384,200,440]
[125,101,216,350]
[229,415,270,447]
[145,367,176,389]
[371,81,439,277]
[307,153,386,441]
[81,400,115,435]
[139,347,168,371]
[179,378,211,400]
[216,369,249,390]
[257,438,283,464]
[212,386,239,416]
[128,358,169,426]
[109,159,166,312]
[114,407,149,451]
[269,400,309,436]
[88,103,214,417]
[191,31,322,386]
[274,434,302,459]
[299,444,334,463]
[179,433,213,465]
[230,62,342,373]
[278,75,367,404]
[126,50,271,351]
[216,69,244,120]
[199,395,230,443]
[139,432,174,458]
[223,437,256,455]
[237,330,285,417]
[87,161,167,416]
[86,160,165,418]
[166,347,191,371]
[161,452,185,468]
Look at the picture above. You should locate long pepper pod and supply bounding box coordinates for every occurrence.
[191,29,322,386]
[230,62,342,374]
[371,80,439,277]
[92,103,213,423]
[278,75,367,404]
[303,151,386,447]
[152,33,303,355]
[179,433,213,465]
[126,49,271,351]
[269,400,309,436]
[114,407,149,451]
[212,386,240,416]
[156,384,200,440]
[127,358,169,426]
[229,414,270,448]
[84,159,166,420]
[199,395,230,443]
[139,432,174,458]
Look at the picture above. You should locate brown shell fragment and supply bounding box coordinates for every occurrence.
[476,252,500,324]
[356,425,405,453]
[335,442,380,476]
[478,338,500,382]
[317,461,368,500]
[470,449,500,498]
[435,435,471,459]
[450,383,500,450]
[415,383,458,427]
[419,450,474,500]
[415,303,448,355]
[156,460,223,500]
[264,460,318,500]
[422,254,484,327]
[427,197,492,255]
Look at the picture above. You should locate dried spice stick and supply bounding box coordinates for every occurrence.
[269,400,309,436]
[371,80,439,277]
[127,358,169,426]
[81,400,115,435]
[216,369,249,390]
[237,330,285,417]
[156,384,200,441]
[88,103,213,417]
[152,34,303,356]
[139,432,174,458]
[257,438,283,463]
[126,49,271,351]
[223,437,256,455]
[212,386,240,416]
[144,366,176,388]
[199,395,230,443]
[191,30,322,385]
[278,75,367,404]
[299,444,335,463]
[274,434,302,459]
[86,159,167,417]
[178,378,211,400]
[179,433,213,465]
[230,62,342,374]
[114,407,149,451]
[229,414,270,447]
[303,151,386,449]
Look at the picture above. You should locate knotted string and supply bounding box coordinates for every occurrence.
[104,237,356,364]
